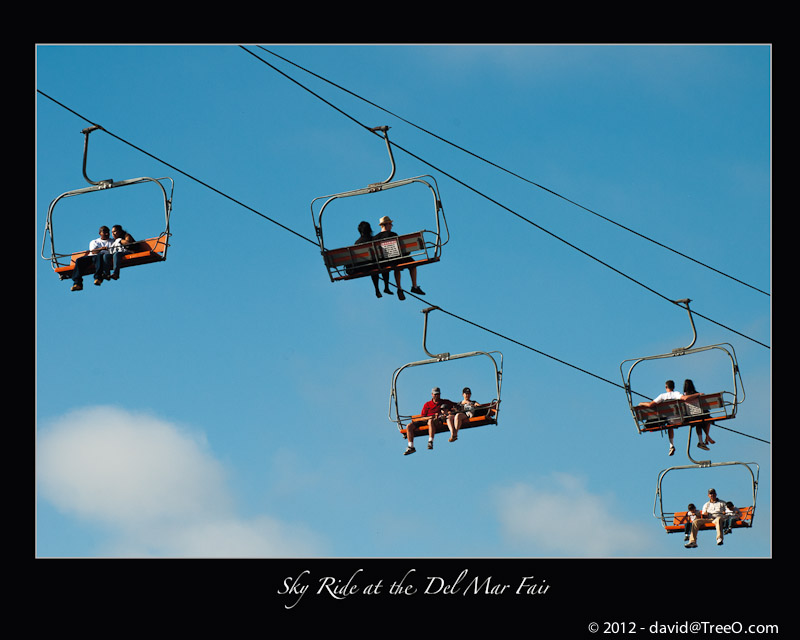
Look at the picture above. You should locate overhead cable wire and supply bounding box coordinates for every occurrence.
[240,46,770,351]
[258,46,770,299]
[36,90,769,446]
[36,91,604,381]
[33,90,641,393]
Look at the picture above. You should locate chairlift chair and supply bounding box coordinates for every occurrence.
[310,126,449,283]
[620,299,745,438]
[389,307,503,441]
[41,125,173,279]
[653,460,759,535]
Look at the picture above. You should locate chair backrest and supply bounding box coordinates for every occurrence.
[635,399,684,425]
[324,244,376,269]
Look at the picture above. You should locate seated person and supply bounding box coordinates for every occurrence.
[404,387,454,455]
[373,216,425,301]
[637,380,683,456]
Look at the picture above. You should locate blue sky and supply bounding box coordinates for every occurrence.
[36,44,771,561]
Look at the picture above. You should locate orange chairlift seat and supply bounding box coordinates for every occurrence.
[653,460,759,535]
[620,299,745,437]
[310,126,448,283]
[389,307,503,441]
[668,506,755,534]
[41,125,173,279]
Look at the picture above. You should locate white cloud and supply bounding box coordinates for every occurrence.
[493,473,648,557]
[37,406,326,557]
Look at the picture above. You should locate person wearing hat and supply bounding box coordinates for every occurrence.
[405,387,454,455]
[685,488,727,548]
[446,387,482,442]
[373,215,425,300]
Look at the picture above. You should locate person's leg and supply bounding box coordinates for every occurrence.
[409,266,425,294]
[446,415,457,441]
[723,516,733,535]
[454,412,466,437]
[713,516,724,544]
[371,274,382,297]
[111,251,124,279]
[687,518,711,546]
[71,255,92,290]
[394,269,405,300]
[427,417,436,448]
[696,426,709,450]
[382,271,392,294]
[92,253,107,284]
[404,421,416,454]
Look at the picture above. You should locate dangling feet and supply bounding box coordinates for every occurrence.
[403,446,416,456]
[410,286,425,295]
[397,289,405,301]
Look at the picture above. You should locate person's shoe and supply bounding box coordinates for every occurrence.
[684,534,690,541]
[94,278,102,286]
[383,288,394,295]
[448,435,458,442]
[403,446,416,456]
[684,541,697,548]
[70,283,83,291]
[427,440,433,450]
[716,537,724,546]
[697,442,710,451]
[375,290,382,298]
[110,273,119,280]
[668,445,675,456]
[706,437,715,445]
[397,289,405,300]
[410,286,425,295]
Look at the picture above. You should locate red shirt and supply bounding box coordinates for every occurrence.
[422,398,452,416]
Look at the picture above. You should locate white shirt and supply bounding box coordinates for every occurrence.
[653,391,682,403]
[460,399,478,417]
[702,499,726,518]
[89,237,113,254]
